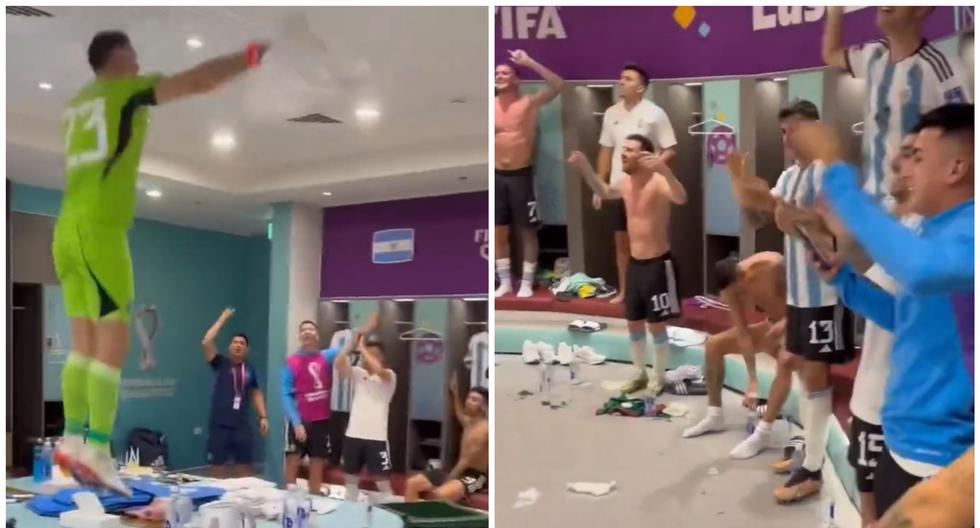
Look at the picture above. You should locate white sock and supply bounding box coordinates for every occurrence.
[802,388,832,472]
[652,334,669,381]
[707,405,723,418]
[517,261,536,297]
[345,474,359,502]
[496,259,512,292]
[375,480,392,501]
[756,419,773,433]
[682,406,724,438]
[629,332,647,375]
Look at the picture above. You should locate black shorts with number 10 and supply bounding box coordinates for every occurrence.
[785,305,855,364]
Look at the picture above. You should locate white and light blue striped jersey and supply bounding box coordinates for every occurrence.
[771,163,839,308]
[846,39,971,208]
[328,329,354,412]
[466,332,489,388]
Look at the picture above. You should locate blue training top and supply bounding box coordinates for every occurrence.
[280,347,340,426]
[822,161,974,468]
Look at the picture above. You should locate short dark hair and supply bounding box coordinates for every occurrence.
[715,256,740,292]
[232,333,249,346]
[622,64,650,87]
[911,103,974,142]
[778,99,820,121]
[470,386,489,408]
[625,134,655,153]
[496,63,518,75]
[88,31,130,72]
[299,320,317,330]
[363,331,385,350]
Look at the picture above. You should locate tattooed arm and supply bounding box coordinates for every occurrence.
[878,448,974,528]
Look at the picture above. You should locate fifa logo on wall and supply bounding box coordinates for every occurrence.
[372,229,415,264]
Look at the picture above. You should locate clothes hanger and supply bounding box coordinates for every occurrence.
[688,117,735,136]
[399,327,444,341]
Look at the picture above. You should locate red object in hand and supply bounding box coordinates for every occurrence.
[246,42,263,69]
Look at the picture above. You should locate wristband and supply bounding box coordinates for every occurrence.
[246,43,263,69]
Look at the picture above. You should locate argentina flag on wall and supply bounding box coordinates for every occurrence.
[372,228,415,264]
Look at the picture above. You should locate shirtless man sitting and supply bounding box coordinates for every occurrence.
[494,49,564,298]
[568,134,688,395]
[405,374,489,504]
[682,253,796,462]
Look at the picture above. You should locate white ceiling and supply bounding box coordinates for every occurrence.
[6,6,489,235]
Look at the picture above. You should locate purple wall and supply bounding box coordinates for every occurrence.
[321,192,489,298]
[495,6,960,81]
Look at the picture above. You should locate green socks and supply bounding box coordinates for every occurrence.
[87,361,122,452]
[61,352,91,437]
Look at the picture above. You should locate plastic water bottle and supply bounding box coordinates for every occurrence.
[538,363,551,405]
[174,488,194,526]
[569,360,580,385]
[281,485,300,528]
[41,440,54,480]
[296,486,312,528]
[745,407,759,436]
[822,500,838,527]
[164,487,181,528]
[31,440,45,482]
[643,395,656,417]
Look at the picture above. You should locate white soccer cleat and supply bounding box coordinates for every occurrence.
[682,413,726,438]
[53,435,85,475]
[572,345,606,365]
[522,340,541,364]
[536,342,557,364]
[557,343,574,365]
[70,445,131,497]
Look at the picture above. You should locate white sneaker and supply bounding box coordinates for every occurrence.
[572,345,606,365]
[522,340,541,364]
[517,280,534,298]
[537,341,557,364]
[495,281,512,297]
[71,445,131,497]
[682,413,726,438]
[729,428,772,460]
[557,343,574,365]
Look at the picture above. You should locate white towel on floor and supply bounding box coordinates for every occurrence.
[668,326,708,347]
[566,481,617,497]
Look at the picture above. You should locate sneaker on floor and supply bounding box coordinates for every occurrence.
[495,282,512,298]
[682,413,726,438]
[572,345,606,365]
[647,374,666,396]
[537,342,557,364]
[53,435,85,474]
[516,281,534,298]
[557,343,574,365]
[620,371,649,395]
[70,445,131,498]
[773,466,822,504]
[771,457,795,474]
[729,427,771,459]
[522,340,541,364]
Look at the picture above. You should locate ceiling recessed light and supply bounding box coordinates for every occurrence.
[772,77,789,82]
[211,131,236,151]
[322,191,332,196]
[186,37,203,49]
[355,107,380,120]
[146,189,162,198]
[38,82,52,90]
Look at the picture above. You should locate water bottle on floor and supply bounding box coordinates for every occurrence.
[281,485,299,528]
[643,395,656,417]
[41,440,53,481]
[539,362,552,405]
[821,500,838,527]
[31,439,44,482]
[296,486,312,528]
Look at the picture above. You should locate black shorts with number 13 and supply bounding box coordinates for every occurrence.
[785,304,855,364]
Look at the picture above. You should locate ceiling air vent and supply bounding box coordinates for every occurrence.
[6,6,53,16]
[287,113,343,124]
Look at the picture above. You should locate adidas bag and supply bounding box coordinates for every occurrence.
[125,428,169,469]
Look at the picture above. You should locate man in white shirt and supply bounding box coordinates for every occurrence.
[334,323,397,502]
[596,64,678,304]
[822,6,971,210]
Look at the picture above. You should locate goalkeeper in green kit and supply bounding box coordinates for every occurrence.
[53,31,268,496]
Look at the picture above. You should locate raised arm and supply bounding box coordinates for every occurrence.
[726,152,777,227]
[335,313,381,379]
[449,372,470,427]
[202,308,234,364]
[507,50,564,106]
[567,151,623,200]
[821,7,848,70]
[641,154,687,205]
[447,421,489,480]
[155,43,268,104]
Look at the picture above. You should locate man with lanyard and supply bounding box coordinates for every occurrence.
[202,308,268,478]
